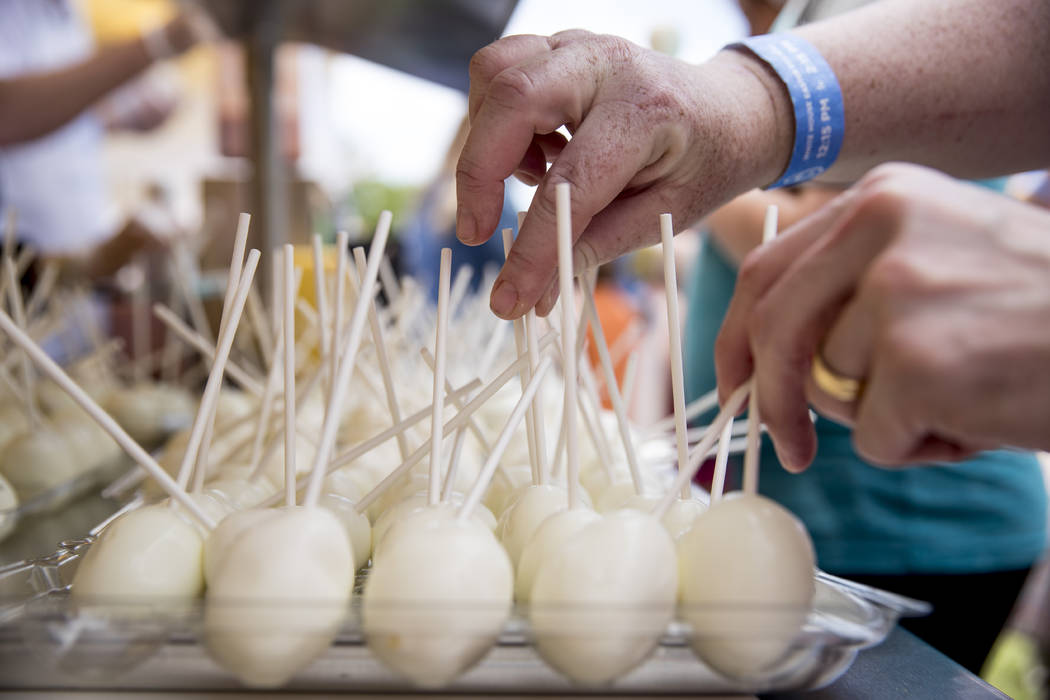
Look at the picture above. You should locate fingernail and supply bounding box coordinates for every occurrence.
[456,207,477,244]
[490,278,520,319]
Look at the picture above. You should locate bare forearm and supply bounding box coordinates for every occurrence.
[789,0,1050,183]
[0,38,152,146]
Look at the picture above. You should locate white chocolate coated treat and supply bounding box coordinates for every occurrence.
[104,383,195,445]
[372,494,495,554]
[659,497,707,541]
[363,511,513,688]
[515,507,600,603]
[678,493,816,680]
[372,501,495,564]
[320,492,373,571]
[63,415,122,474]
[203,506,354,687]
[71,504,205,613]
[0,405,28,451]
[496,484,568,567]
[593,481,639,513]
[0,429,79,503]
[482,463,532,517]
[0,472,19,541]
[530,510,678,685]
[203,507,274,584]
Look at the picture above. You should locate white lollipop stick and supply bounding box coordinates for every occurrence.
[131,258,150,383]
[353,247,408,461]
[24,260,59,320]
[331,231,349,399]
[152,305,263,395]
[419,346,516,496]
[246,321,290,479]
[311,235,331,372]
[555,183,582,509]
[448,264,473,320]
[0,309,215,529]
[711,416,735,503]
[246,284,273,367]
[646,389,719,436]
[303,211,391,508]
[582,284,645,493]
[459,357,554,521]
[742,205,778,495]
[221,213,251,331]
[478,319,510,380]
[283,245,298,506]
[169,244,214,344]
[428,248,453,506]
[256,377,483,510]
[525,299,549,483]
[3,257,40,426]
[378,254,401,307]
[654,380,751,519]
[660,213,692,500]
[172,250,260,492]
[622,348,641,412]
[502,228,540,485]
[353,346,544,514]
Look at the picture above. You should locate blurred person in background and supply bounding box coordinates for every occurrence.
[679,0,1046,675]
[0,0,208,280]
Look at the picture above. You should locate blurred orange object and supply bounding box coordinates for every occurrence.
[586,281,643,410]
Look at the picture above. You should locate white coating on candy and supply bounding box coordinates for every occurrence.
[71,504,205,613]
[659,497,707,541]
[677,493,816,680]
[530,510,678,685]
[496,484,568,567]
[203,506,353,688]
[362,511,512,688]
[514,507,600,603]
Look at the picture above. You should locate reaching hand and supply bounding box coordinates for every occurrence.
[715,163,1050,469]
[456,31,791,319]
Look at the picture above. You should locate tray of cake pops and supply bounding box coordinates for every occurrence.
[0,209,929,693]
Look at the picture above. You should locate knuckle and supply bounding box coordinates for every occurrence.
[468,43,503,83]
[735,248,768,301]
[487,65,539,112]
[454,153,490,193]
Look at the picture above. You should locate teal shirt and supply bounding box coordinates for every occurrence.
[685,232,1047,575]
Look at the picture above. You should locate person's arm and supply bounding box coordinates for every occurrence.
[456,0,1050,320]
[0,14,200,147]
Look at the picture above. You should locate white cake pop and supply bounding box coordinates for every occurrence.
[104,382,195,445]
[515,507,600,603]
[203,506,354,687]
[319,492,372,571]
[0,472,19,541]
[530,510,678,685]
[362,511,513,688]
[659,497,707,541]
[372,498,496,562]
[496,483,568,567]
[0,405,27,451]
[677,492,816,680]
[0,429,79,503]
[482,463,533,517]
[71,503,206,615]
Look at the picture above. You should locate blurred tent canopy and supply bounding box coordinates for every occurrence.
[199,0,519,94]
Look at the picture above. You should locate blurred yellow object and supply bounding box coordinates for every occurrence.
[293,244,339,356]
[982,629,1046,700]
[78,0,175,41]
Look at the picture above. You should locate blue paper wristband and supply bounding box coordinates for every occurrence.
[729,34,845,188]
